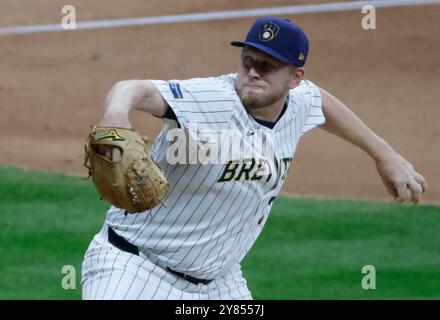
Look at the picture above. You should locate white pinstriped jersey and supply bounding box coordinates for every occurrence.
[104,73,325,280]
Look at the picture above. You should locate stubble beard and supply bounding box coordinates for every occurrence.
[235,82,286,110]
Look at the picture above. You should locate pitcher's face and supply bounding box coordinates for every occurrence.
[235,47,301,110]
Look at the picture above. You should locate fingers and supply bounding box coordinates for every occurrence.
[385,181,398,198]
[393,181,415,204]
[394,196,406,204]
[112,147,122,161]
[394,190,411,203]
[414,172,428,193]
[94,145,110,158]
[393,175,426,205]
[96,145,121,161]
[105,148,112,160]
[394,181,411,203]
[407,178,422,204]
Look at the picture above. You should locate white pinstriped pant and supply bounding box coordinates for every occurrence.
[81,226,253,300]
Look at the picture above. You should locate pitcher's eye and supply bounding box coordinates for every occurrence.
[242,56,252,69]
[262,61,276,72]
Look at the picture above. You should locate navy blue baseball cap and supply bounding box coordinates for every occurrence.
[231,16,309,67]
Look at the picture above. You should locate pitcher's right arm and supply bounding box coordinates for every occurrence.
[100,80,168,128]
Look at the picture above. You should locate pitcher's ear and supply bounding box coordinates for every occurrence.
[289,66,305,89]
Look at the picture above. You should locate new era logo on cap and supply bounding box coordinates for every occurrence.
[231,16,309,67]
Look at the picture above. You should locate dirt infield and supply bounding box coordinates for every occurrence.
[0,1,439,202]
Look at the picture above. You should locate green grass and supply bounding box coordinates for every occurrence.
[0,166,439,299]
[0,166,108,299]
[242,198,440,299]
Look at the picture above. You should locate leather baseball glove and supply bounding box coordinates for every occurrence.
[84,126,170,213]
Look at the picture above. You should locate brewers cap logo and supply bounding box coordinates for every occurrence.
[259,22,279,41]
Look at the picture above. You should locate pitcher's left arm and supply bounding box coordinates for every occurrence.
[318,87,427,204]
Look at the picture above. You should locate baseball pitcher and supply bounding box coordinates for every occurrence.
[81,16,427,299]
